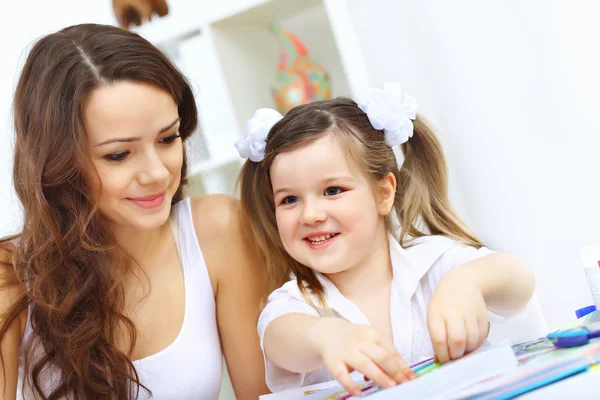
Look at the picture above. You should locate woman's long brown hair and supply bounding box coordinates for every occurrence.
[0,24,197,399]
[239,98,482,302]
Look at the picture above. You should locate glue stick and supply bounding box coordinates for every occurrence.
[580,245,600,308]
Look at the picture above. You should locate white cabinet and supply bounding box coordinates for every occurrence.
[135,0,369,198]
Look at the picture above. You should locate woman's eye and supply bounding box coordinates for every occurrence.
[283,196,299,205]
[324,187,342,196]
[160,133,181,145]
[103,151,129,162]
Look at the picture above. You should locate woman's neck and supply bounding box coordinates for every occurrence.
[325,228,393,299]
[111,221,171,269]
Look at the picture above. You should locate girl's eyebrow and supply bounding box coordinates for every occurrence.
[273,186,292,197]
[273,176,354,196]
[320,176,354,185]
[94,117,181,147]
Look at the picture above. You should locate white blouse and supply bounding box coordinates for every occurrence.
[257,234,505,392]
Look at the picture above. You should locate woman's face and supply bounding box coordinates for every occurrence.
[84,81,183,231]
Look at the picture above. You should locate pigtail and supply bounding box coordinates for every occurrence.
[395,115,483,248]
[238,149,328,306]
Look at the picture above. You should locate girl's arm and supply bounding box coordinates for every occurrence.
[451,253,535,315]
[428,253,535,363]
[192,195,269,399]
[263,313,331,374]
[264,313,414,396]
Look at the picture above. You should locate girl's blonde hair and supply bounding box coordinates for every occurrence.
[239,97,481,301]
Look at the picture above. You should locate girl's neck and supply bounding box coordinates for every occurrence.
[325,228,393,299]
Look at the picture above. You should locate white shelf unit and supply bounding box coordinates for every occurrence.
[135,0,370,198]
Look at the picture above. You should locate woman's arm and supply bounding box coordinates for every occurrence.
[0,244,26,400]
[191,195,269,399]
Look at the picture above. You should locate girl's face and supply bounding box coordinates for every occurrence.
[270,133,395,276]
[84,81,183,231]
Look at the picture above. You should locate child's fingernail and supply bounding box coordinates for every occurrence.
[387,380,396,388]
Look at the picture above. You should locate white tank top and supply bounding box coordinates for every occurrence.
[18,198,223,399]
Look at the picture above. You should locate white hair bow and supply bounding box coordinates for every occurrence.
[234,108,283,162]
[358,82,418,147]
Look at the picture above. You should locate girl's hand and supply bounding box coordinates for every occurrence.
[311,318,415,396]
[427,270,489,364]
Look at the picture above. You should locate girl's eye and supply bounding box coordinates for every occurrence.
[159,133,181,145]
[324,187,343,196]
[103,151,129,162]
[283,196,299,205]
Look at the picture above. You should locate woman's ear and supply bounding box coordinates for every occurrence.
[377,172,397,216]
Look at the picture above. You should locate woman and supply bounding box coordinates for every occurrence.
[0,24,268,399]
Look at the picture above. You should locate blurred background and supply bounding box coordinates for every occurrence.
[2,0,600,396]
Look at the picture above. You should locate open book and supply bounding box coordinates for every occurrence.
[260,343,517,400]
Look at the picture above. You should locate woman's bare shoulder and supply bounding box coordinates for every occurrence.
[188,195,264,292]
[0,241,28,398]
[189,194,240,237]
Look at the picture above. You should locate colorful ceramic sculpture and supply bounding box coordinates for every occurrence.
[271,23,332,114]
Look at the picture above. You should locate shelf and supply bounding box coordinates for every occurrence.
[211,0,352,133]
[212,0,322,26]
[134,0,269,46]
[134,0,370,198]
[186,156,242,197]
[189,155,242,176]
[133,0,203,45]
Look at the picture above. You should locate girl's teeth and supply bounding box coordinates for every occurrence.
[308,234,333,243]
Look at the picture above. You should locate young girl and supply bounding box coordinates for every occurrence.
[236,83,535,396]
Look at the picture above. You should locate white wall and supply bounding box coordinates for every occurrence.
[0,0,115,237]
[4,0,599,336]
[347,0,600,330]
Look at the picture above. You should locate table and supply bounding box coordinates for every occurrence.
[519,365,600,399]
